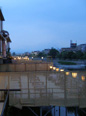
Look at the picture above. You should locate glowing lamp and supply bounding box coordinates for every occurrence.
[27,58,29,60]
[81,76,85,81]
[60,69,64,72]
[56,68,59,72]
[18,57,21,60]
[41,57,43,59]
[72,73,77,78]
[66,72,70,75]
[53,67,56,70]
[50,66,53,69]
[14,58,16,60]
[0,56,2,58]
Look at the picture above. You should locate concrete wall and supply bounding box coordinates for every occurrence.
[0,71,86,108]
[0,62,53,72]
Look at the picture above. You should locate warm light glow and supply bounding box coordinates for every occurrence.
[72,73,77,78]
[17,57,21,60]
[0,56,2,58]
[81,76,85,81]
[60,69,64,72]
[27,58,29,60]
[56,68,59,72]
[23,56,29,60]
[53,67,56,70]
[66,72,70,75]
[50,66,53,69]
[14,58,16,60]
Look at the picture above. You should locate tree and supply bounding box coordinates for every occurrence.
[37,52,46,57]
[60,51,76,59]
[12,52,16,56]
[67,51,76,59]
[76,51,83,59]
[60,51,68,59]
[48,48,59,58]
[83,53,86,59]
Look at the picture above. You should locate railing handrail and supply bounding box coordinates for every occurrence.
[1,91,9,116]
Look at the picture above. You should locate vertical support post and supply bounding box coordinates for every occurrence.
[59,106,60,116]
[27,72,30,100]
[64,72,67,106]
[46,70,47,102]
[2,40,6,57]
[54,106,55,116]
[65,107,67,116]
[1,21,3,31]
[75,107,78,116]
[40,107,42,116]
[0,39,2,56]
[8,73,10,89]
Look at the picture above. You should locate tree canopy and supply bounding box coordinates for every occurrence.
[48,48,59,58]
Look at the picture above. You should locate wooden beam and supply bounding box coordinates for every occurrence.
[0,89,21,91]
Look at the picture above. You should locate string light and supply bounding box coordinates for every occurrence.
[66,72,70,75]
[56,68,59,72]
[81,76,85,81]
[72,72,77,78]
[53,67,56,70]
[60,69,64,72]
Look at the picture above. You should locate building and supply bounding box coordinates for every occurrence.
[77,44,86,53]
[61,41,77,52]
[70,40,77,48]
[61,47,77,52]
[0,9,11,58]
[42,49,50,54]
[61,41,86,53]
[21,52,29,56]
[31,51,40,56]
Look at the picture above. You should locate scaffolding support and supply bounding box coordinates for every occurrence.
[28,107,38,116]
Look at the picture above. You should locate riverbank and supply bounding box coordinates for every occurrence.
[53,59,86,70]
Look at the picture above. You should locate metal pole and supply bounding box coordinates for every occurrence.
[40,107,42,116]
[44,106,55,116]
[28,107,38,116]
[54,106,55,116]
[65,107,67,116]
[59,106,60,116]
[75,107,78,116]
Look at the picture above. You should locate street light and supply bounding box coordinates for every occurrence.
[14,57,16,60]
[50,66,53,69]
[66,72,70,76]
[53,67,56,70]
[81,76,85,81]
[41,57,43,59]
[60,69,64,72]
[56,68,59,72]
[41,57,44,61]
[72,72,77,78]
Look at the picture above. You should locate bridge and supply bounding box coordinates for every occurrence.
[0,61,86,115]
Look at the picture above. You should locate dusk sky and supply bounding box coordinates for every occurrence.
[0,0,86,53]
